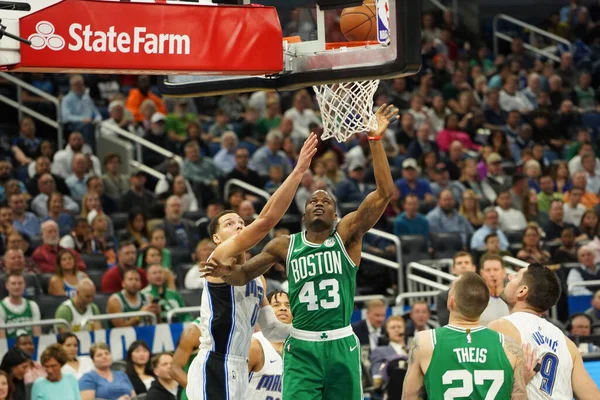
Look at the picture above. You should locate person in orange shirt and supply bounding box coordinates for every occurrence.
[564,171,600,209]
[125,75,167,122]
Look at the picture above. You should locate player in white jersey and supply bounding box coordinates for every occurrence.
[186,134,317,400]
[489,263,600,400]
[248,290,292,400]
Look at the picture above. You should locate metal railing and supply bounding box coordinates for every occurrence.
[405,262,455,293]
[502,256,527,273]
[395,290,440,307]
[568,280,600,294]
[130,160,165,180]
[99,121,182,165]
[81,311,157,329]
[493,14,572,62]
[167,307,202,324]
[0,71,63,148]
[0,318,70,332]
[224,178,271,203]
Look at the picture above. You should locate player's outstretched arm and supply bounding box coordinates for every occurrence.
[567,338,600,399]
[258,276,292,342]
[337,105,399,242]
[213,134,316,262]
[200,236,289,286]
[402,332,427,400]
[503,336,528,400]
[170,323,200,388]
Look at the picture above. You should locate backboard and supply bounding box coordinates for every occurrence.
[158,0,422,97]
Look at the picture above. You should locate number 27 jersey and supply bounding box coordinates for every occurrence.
[286,231,357,331]
[503,312,573,400]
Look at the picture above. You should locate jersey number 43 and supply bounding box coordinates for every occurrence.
[298,279,340,311]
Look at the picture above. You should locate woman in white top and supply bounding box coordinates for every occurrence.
[58,332,94,379]
[125,340,155,395]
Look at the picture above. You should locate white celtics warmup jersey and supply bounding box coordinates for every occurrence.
[198,276,264,358]
[247,332,283,400]
[503,312,573,400]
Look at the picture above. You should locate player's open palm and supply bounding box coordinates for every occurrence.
[294,132,318,173]
[371,103,400,138]
[200,257,236,279]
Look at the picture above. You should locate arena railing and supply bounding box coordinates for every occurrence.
[364,229,404,291]
[99,121,183,166]
[568,280,600,294]
[362,249,404,296]
[493,13,572,62]
[223,178,271,204]
[80,311,158,329]
[0,318,70,333]
[405,262,454,294]
[0,71,63,148]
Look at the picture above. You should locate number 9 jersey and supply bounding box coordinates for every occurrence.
[503,312,574,399]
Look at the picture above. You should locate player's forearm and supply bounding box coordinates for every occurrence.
[170,365,188,387]
[256,169,304,226]
[369,139,395,199]
[223,253,278,286]
[259,306,292,342]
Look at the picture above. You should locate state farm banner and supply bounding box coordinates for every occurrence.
[16,0,283,75]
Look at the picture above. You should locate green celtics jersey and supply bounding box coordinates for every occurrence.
[286,230,357,331]
[0,298,34,339]
[424,326,514,400]
[109,291,150,328]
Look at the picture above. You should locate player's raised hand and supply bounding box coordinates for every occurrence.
[370,103,400,138]
[199,257,236,279]
[294,132,318,173]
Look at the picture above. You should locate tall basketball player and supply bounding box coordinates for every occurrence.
[199,104,400,400]
[248,290,292,400]
[186,133,317,400]
[402,272,527,400]
[489,263,600,399]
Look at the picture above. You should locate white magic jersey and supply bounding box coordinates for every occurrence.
[199,276,264,358]
[503,312,573,400]
[248,332,283,400]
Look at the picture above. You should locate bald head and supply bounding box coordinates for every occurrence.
[75,278,96,308]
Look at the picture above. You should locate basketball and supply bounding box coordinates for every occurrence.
[340,2,378,42]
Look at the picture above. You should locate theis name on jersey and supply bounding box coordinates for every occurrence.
[453,347,488,364]
[289,250,343,282]
[532,331,559,352]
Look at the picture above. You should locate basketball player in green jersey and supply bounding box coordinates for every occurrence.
[199,104,400,400]
[402,272,528,400]
[171,316,201,400]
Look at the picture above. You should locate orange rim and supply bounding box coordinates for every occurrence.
[326,41,380,50]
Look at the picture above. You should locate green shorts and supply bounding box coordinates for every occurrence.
[282,327,362,400]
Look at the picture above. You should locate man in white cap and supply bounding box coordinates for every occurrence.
[395,158,435,204]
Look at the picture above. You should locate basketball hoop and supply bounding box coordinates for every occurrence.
[313,79,380,143]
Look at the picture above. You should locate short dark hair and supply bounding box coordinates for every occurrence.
[118,240,136,251]
[453,251,473,264]
[208,209,237,239]
[569,186,584,193]
[452,272,490,319]
[521,263,562,312]
[40,344,69,366]
[123,268,141,280]
[481,255,504,269]
[6,271,24,282]
[74,216,88,227]
[103,152,121,166]
[485,233,498,243]
[86,175,101,188]
[267,290,288,304]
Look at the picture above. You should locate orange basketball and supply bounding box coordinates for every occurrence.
[340,2,377,42]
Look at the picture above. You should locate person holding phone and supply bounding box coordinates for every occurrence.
[106,269,160,327]
[142,264,192,323]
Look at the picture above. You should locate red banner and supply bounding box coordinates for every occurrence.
[15,0,283,75]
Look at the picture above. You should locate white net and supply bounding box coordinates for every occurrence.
[313,80,380,143]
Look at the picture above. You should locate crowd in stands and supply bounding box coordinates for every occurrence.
[0,1,600,398]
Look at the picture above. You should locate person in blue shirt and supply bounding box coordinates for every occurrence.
[393,194,430,238]
[394,158,435,204]
[469,207,510,250]
[31,343,81,400]
[426,189,474,246]
[79,343,135,400]
[60,75,102,152]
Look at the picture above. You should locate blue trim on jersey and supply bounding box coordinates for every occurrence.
[202,350,209,400]
[206,284,215,352]
[224,285,236,400]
